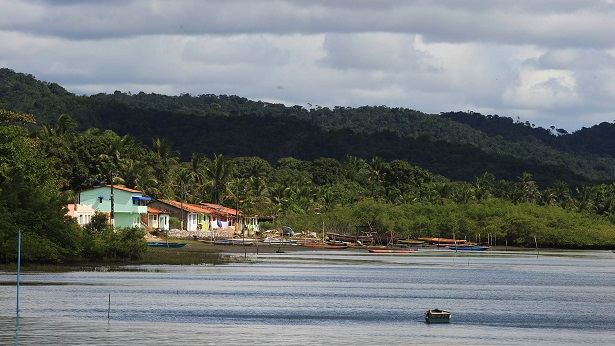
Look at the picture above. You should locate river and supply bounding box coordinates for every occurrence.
[1,249,614,345]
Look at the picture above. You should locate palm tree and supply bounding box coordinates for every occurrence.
[121,158,160,197]
[55,113,77,136]
[153,138,180,164]
[173,167,193,230]
[518,172,539,204]
[203,154,234,204]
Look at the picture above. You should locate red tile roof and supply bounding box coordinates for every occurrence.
[152,200,242,217]
[147,206,165,214]
[200,202,242,216]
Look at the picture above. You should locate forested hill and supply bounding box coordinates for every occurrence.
[2,67,615,186]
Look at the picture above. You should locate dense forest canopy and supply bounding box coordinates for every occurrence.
[1,68,615,264]
[3,68,615,185]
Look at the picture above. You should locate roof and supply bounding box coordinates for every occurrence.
[80,184,145,194]
[152,199,242,217]
[199,202,242,216]
[147,206,166,214]
[155,199,213,213]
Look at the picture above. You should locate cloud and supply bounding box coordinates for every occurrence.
[1,0,615,131]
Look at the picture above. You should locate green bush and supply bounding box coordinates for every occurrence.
[81,226,147,262]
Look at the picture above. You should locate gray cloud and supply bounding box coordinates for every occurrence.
[1,0,615,131]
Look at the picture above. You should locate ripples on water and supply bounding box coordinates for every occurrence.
[1,250,615,345]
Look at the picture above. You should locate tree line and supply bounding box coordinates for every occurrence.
[2,110,615,265]
[3,67,615,188]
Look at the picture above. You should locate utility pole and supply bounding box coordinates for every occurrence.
[236,184,241,239]
[110,171,115,227]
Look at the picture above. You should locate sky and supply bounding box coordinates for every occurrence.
[2,1,615,132]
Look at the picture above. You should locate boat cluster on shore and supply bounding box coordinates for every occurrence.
[166,233,492,252]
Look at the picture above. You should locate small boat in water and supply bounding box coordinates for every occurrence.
[424,309,451,323]
[147,242,187,248]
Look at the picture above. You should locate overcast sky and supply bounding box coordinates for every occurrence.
[2,0,615,132]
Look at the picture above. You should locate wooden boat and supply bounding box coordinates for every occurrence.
[147,242,187,248]
[398,239,425,245]
[327,232,373,244]
[324,244,348,249]
[368,249,415,253]
[230,239,255,245]
[418,237,467,245]
[214,239,256,245]
[449,245,489,251]
[261,237,298,245]
[424,309,451,323]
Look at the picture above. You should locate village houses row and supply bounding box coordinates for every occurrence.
[66,184,261,237]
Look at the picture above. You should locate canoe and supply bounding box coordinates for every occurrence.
[368,249,415,253]
[398,239,425,245]
[147,242,187,248]
[449,245,489,251]
[326,232,373,244]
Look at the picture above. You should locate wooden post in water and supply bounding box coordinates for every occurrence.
[108,293,111,319]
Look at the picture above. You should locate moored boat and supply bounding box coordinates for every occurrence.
[324,244,348,249]
[398,239,425,245]
[368,249,415,253]
[424,309,451,323]
[327,232,373,244]
[449,245,489,251]
[261,237,298,245]
[147,242,187,248]
[418,237,467,245]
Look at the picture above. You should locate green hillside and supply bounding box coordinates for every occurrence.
[2,68,614,186]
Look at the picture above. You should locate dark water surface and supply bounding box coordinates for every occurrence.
[1,249,614,345]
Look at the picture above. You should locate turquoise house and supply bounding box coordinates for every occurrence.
[77,185,150,228]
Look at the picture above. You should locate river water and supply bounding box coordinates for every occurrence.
[1,249,614,345]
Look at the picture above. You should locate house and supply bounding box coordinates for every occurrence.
[66,203,95,227]
[198,202,243,235]
[147,199,253,237]
[74,185,150,228]
[199,202,260,237]
[142,206,170,231]
[148,199,214,233]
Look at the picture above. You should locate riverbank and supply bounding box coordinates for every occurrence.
[0,240,582,272]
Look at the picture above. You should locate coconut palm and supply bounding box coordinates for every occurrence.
[203,154,234,204]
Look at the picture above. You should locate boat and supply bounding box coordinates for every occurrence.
[324,244,348,249]
[418,237,467,245]
[368,249,415,253]
[230,239,255,245]
[213,239,232,245]
[212,239,255,245]
[449,245,489,251]
[326,232,373,244]
[261,237,298,245]
[424,309,451,323]
[398,239,425,245]
[147,242,187,248]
